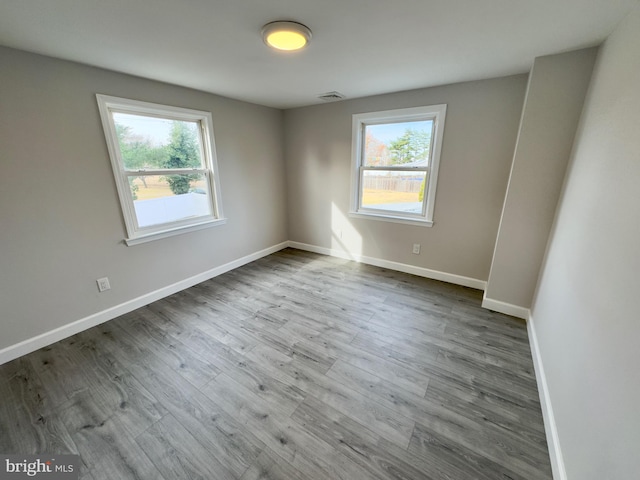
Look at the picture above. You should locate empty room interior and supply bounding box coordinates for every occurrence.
[1,1,638,479]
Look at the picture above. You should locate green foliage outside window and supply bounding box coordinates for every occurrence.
[115,121,202,196]
[388,128,431,165]
[163,122,201,195]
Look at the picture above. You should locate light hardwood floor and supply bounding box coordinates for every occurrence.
[0,248,552,479]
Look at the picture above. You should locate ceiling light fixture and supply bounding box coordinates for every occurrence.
[262,21,312,51]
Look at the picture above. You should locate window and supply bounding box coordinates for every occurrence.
[350,104,446,226]
[96,95,225,245]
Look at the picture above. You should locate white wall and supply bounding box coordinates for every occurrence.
[530,6,640,479]
[284,76,527,283]
[0,47,288,355]
[485,48,597,313]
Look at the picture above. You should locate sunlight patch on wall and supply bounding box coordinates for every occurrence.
[331,202,362,258]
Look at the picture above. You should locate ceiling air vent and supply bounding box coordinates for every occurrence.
[318,91,346,102]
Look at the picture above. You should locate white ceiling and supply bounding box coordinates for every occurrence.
[1,0,637,109]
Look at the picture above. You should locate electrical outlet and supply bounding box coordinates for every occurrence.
[412,243,421,255]
[97,277,111,292]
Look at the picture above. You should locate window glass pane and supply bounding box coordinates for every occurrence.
[129,174,212,228]
[361,170,427,214]
[113,113,203,170]
[364,120,433,167]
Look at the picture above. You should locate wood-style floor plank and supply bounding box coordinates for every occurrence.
[292,395,441,480]
[89,322,266,478]
[0,248,552,479]
[58,394,164,480]
[136,413,237,480]
[201,373,378,480]
[243,344,416,449]
[239,447,306,480]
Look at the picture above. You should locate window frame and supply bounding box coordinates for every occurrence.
[349,104,447,227]
[96,94,225,245]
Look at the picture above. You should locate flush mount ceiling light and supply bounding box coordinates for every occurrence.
[262,21,312,51]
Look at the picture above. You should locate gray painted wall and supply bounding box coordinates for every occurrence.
[0,47,288,352]
[485,48,597,310]
[531,6,640,479]
[284,76,527,282]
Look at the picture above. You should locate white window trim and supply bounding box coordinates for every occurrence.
[349,104,447,227]
[96,94,225,245]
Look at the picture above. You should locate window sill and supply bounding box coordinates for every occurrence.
[349,211,433,227]
[125,218,227,246]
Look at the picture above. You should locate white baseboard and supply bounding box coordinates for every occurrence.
[0,238,566,479]
[481,295,530,320]
[528,314,567,480]
[0,240,495,365]
[287,241,486,290]
[0,241,289,366]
